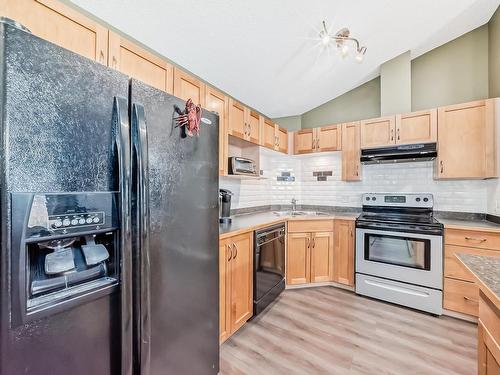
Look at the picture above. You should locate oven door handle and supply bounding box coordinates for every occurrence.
[364,279,430,297]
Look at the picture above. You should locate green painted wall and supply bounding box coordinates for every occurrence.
[411,25,489,111]
[380,51,411,115]
[301,77,381,129]
[273,115,302,131]
[490,6,500,97]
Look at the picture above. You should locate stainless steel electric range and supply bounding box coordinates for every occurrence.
[355,193,444,315]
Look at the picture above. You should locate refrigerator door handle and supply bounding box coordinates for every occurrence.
[132,102,151,375]
[113,96,133,375]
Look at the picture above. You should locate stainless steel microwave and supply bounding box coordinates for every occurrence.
[228,157,258,176]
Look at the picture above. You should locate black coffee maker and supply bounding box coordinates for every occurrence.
[219,189,233,224]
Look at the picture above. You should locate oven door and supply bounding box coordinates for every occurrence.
[356,228,443,289]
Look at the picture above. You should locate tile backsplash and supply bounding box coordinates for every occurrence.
[220,149,497,213]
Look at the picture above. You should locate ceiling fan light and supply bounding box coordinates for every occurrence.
[340,44,349,57]
[355,46,367,62]
[320,30,331,46]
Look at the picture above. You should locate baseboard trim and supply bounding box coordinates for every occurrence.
[442,309,478,323]
[286,281,355,292]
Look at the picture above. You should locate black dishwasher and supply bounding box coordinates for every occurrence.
[253,223,286,316]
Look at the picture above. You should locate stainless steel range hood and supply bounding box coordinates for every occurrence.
[360,143,437,164]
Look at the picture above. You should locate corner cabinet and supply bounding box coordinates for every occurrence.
[227,100,260,145]
[435,99,497,180]
[219,232,253,343]
[1,0,109,64]
[286,220,334,285]
[261,119,288,154]
[108,31,174,93]
[293,125,341,154]
[341,122,361,181]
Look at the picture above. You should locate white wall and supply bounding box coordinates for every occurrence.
[221,149,495,213]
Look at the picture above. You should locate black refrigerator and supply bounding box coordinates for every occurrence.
[0,18,219,375]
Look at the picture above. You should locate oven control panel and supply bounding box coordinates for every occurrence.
[362,193,433,208]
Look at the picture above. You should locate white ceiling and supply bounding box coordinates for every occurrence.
[71,0,499,117]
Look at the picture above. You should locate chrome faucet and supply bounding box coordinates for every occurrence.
[291,198,297,213]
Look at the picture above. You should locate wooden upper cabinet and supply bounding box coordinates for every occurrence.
[205,87,228,176]
[333,219,355,286]
[277,126,288,154]
[173,68,206,106]
[360,115,396,149]
[108,32,173,93]
[294,129,315,154]
[310,232,333,283]
[286,232,310,285]
[436,99,497,179]
[262,118,277,150]
[341,122,361,181]
[395,109,437,145]
[247,110,261,144]
[228,99,246,140]
[317,125,342,152]
[229,233,253,333]
[2,0,108,63]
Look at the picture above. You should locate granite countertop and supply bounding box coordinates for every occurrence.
[456,253,500,309]
[219,210,359,239]
[437,218,500,233]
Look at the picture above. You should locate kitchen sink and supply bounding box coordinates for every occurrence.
[273,211,330,217]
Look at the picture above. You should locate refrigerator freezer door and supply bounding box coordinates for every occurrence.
[130,79,219,374]
[0,21,130,375]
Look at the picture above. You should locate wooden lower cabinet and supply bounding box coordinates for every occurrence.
[310,232,334,283]
[478,292,500,375]
[443,278,479,316]
[332,219,355,286]
[286,232,310,285]
[219,232,253,343]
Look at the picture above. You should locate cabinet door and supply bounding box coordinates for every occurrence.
[205,87,228,176]
[277,127,288,154]
[228,99,246,140]
[286,232,310,285]
[395,109,437,145]
[333,220,355,286]
[173,68,206,106]
[294,129,315,154]
[1,0,108,64]
[360,115,396,149]
[262,119,276,150]
[478,321,500,375]
[108,32,173,93]
[229,233,253,333]
[219,240,231,343]
[341,122,361,181]
[317,125,342,152]
[436,99,496,179]
[247,110,261,144]
[310,232,333,283]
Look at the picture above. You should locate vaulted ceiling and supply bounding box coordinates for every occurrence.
[71,0,499,117]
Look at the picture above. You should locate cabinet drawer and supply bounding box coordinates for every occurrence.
[443,278,479,316]
[288,220,334,233]
[445,245,500,282]
[445,229,500,250]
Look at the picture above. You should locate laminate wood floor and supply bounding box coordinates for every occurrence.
[220,287,477,375]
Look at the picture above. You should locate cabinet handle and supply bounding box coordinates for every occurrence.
[463,296,478,303]
[233,243,238,259]
[440,160,444,174]
[312,139,315,150]
[306,237,310,248]
[99,50,105,64]
[390,129,394,141]
[311,237,315,248]
[464,236,487,243]
[397,128,400,141]
[316,138,320,149]
[227,244,232,261]
[112,55,117,69]
[355,165,359,176]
